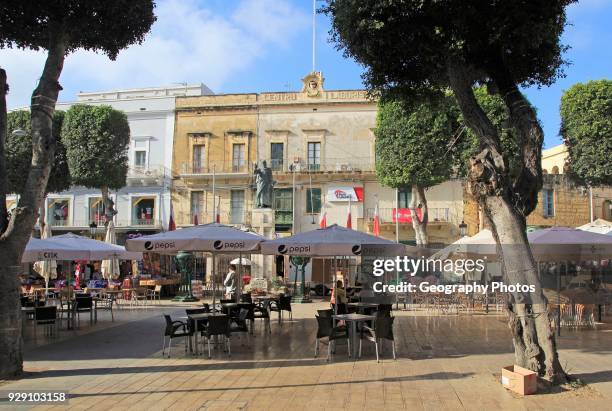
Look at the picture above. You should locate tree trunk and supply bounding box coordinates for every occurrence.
[448,63,565,383]
[0,69,8,235]
[0,36,66,378]
[409,185,429,246]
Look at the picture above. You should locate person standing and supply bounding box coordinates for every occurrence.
[224,264,237,300]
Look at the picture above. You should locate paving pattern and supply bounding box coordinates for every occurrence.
[1,302,612,410]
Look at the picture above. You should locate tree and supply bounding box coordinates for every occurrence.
[0,0,155,378]
[325,0,574,382]
[375,95,460,245]
[62,104,130,221]
[6,110,71,195]
[560,80,612,187]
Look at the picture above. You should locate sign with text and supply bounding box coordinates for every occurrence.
[391,208,423,223]
[327,186,363,202]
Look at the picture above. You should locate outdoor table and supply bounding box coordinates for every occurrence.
[333,313,376,358]
[220,303,239,316]
[186,312,228,356]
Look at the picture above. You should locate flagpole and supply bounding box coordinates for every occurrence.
[312,0,316,72]
[212,164,216,223]
[395,188,399,243]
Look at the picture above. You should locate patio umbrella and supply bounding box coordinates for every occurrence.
[429,229,499,261]
[577,219,612,235]
[230,257,251,265]
[34,222,57,295]
[101,221,120,280]
[125,223,266,307]
[528,226,612,261]
[22,237,91,262]
[260,224,406,257]
[39,233,143,261]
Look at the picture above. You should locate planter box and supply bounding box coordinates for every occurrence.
[501,365,537,395]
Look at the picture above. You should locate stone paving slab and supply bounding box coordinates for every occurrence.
[1,301,611,410]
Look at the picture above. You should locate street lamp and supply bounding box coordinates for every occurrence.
[459,220,468,237]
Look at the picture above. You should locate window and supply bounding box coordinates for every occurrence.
[273,188,293,228]
[232,143,245,172]
[192,144,205,173]
[132,197,155,225]
[48,198,70,226]
[190,191,204,221]
[89,197,104,225]
[306,188,321,214]
[307,142,320,171]
[542,189,554,217]
[398,188,412,209]
[271,143,284,171]
[134,150,147,168]
[230,190,245,224]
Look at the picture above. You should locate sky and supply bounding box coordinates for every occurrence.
[1,0,610,148]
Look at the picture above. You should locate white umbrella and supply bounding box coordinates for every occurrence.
[101,221,120,280]
[230,257,251,265]
[429,229,499,260]
[528,226,612,261]
[260,224,406,256]
[48,233,143,260]
[577,219,612,235]
[34,222,57,295]
[22,237,91,262]
[125,223,265,253]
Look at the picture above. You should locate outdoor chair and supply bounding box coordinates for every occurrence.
[162,314,192,357]
[131,288,149,308]
[359,315,396,362]
[317,309,334,318]
[252,299,271,334]
[220,299,234,304]
[314,315,350,361]
[238,303,256,334]
[34,306,58,339]
[74,296,94,327]
[332,303,348,315]
[96,296,114,322]
[148,285,162,304]
[230,308,250,345]
[240,293,252,303]
[203,316,231,359]
[377,304,393,317]
[201,303,210,312]
[270,295,292,324]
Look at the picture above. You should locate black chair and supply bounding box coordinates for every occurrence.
[270,295,292,324]
[314,315,350,361]
[74,296,93,327]
[162,314,192,357]
[377,304,393,316]
[230,308,250,345]
[203,316,231,359]
[359,315,396,362]
[253,299,271,334]
[317,309,334,318]
[201,303,210,312]
[240,293,252,303]
[186,308,208,335]
[34,306,58,339]
[220,299,234,304]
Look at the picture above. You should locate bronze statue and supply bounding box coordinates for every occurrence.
[254,160,275,208]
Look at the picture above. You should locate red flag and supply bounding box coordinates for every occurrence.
[346,199,352,229]
[319,204,327,228]
[168,204,176,231]
[373,203,380,236]
[193,214,199,226]
[215,197,220,223]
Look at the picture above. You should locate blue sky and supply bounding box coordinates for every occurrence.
[2,0,610,148]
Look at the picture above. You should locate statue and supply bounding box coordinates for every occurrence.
[254,160,275,208]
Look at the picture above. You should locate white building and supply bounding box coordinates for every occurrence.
[45,84,212,242]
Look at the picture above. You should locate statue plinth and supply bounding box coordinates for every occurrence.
[251,208,275,279]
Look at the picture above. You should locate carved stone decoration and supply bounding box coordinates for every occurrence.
[301,71,324,97]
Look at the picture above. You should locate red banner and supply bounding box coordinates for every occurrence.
[392,208,423,223]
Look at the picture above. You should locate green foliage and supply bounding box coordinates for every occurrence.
[0,1,156,60]
[324,0,574,96]
[560,80,612,186]
[62,104,130,190]
[5,110,71,194]
[375,95,460,189]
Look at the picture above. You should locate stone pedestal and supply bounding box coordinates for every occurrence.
[251,208,275,279]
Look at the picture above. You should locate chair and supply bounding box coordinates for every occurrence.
[162,314,192,357]
[131,288,149,308]
[314,315,350,361]
[253,299,271,334]
[74,296,93,327]
[220,299,234,304]
[359,315,396,362]
[317,309,334,318]
[240,293,252,303]
[230,308,250,345]
[148,285,162,304]
[186,308,208,335]
[203,316,231,359]
[96,296,115,322]
[34,306,58,339]
[332,303,348,315]
[270,295,292,324]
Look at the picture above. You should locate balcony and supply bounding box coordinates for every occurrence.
[365,207,454,224]
[177,211,250,227]
[45,219,161,230]
[262,157,375,174]
[126,165,171,186]
[180,161,252,176]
